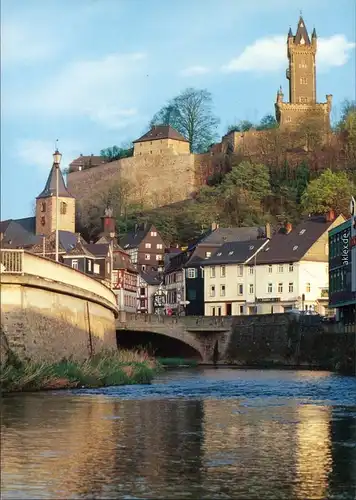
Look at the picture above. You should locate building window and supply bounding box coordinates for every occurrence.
[249,266,254,275]
[286,116,292,123]
[145,254,150,260]
[238,284,243,295]
[289,263,293,272]
[237,265,243,277]
[289,282,294,293]
[156,254,163,261]
[40,202,46,212]
[249,284,254,295]
[278,265,284,273]
[210,285,215,297]
[140,287,145,295]
[300,77,308,84]
[300,97,308,103]
[107,262,110,274]
[205,251,211,258]
[187,268,197,279]
[60,202,67,215]
[88,259,92,272]
[220,265,226,277]
[150,231,157,237]
[220,284,226,296]
[268,265,273,273]
[72,259,78,270]
[94,263,100,274]
[210,266,216,278]
[268,283,273,293]
[306,283,311,293]
[278,283,283,293]
[145,243,151,249]
[157,243,163,249]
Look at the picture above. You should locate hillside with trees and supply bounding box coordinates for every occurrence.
[76,90,356,245]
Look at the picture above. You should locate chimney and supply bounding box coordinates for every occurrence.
[326,209,336,222]
[265,222,271,239]
[101,207,116,236]
[285,222,292,234]
[211,222,219,231]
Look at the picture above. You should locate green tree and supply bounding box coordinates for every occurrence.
[150,88,219,153]
[226,120,254,133]
[100,141,133,162]
[256,114,278,130]
[217,161,271,225]
[301,169,354,215]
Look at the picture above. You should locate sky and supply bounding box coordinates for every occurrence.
[1,0,355,221]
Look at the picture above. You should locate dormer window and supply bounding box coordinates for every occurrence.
[299,229,306,235]
[228,251,234,255]
[217,252,222,256]
[293,245,299,251]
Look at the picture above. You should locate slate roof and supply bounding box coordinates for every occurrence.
[119,225,154,249]
[113,251,137,273]
[202,239,269,266]
[64,240,95,257]
[256,216,340,265]
[0,218,40,248]
[293,16,311,45]
[37,165,73,199]
[140,270,161,286]
[86,243,110,257]
[201,226,266,245]
[133,125,188,144]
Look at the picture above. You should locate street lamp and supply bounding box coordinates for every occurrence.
[53,147,62,262]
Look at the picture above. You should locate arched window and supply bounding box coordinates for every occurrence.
[60,202,67,215]
[40,202,46,212]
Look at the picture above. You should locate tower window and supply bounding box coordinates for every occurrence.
[60,202,67,215]
[300,97,308,104]
[40,202,46,212]
[300,77,308,84]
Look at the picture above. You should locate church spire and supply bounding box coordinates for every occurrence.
[36,165,73,199]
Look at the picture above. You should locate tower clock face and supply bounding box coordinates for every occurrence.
[41,216,46,226]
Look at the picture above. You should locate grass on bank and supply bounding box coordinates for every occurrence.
[0,348,162,394]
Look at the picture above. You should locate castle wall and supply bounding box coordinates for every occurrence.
[67,152,197,209]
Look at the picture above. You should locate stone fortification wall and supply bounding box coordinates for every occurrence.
[1,275,117,364]
[67,152,197,209]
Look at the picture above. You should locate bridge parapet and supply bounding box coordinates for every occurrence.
[1,249,117,311]
[117,312,233,332]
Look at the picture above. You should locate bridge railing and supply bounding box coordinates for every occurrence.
[0,249,24,274]
[1,249,117,309]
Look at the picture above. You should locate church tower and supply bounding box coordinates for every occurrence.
[275,16,332,130]
[35,152,75,236]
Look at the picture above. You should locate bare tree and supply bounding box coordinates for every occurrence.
[150,88,220,153]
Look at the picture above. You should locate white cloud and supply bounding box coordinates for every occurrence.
[180,65,211,77]
[223,34,356,73]
[9,52,147,129]
[1,21,60,66]
[16,139,84,172]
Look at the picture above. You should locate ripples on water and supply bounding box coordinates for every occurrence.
[1,368,356,500]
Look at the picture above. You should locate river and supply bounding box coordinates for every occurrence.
[1,368,356,499]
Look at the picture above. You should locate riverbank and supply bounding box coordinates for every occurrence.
[0,349,161,394]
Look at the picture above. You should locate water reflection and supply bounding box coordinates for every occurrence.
[1,370,356,499]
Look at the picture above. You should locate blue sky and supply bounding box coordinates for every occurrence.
[1,0,355,220]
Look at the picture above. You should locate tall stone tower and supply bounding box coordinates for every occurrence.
[35,163,75,236]
[275,16,332,130]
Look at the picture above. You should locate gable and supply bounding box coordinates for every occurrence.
[303,215,345,262]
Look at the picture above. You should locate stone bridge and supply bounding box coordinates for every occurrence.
[1,249,118,363]
[116,313,234,362]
